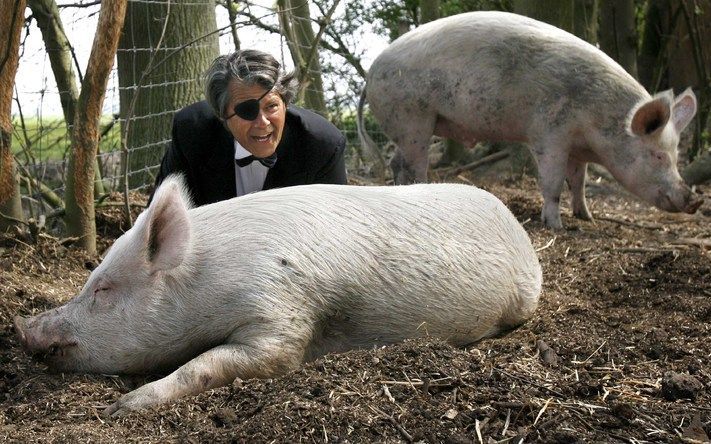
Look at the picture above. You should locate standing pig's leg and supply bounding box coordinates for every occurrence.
[566,159,593,220]
[105,335,306,416]
[533,144,569,229]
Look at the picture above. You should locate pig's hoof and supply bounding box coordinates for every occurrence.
[104,388,157,417]
[541,213,564,230]
[573,209,593,221]
[104,400,129,417]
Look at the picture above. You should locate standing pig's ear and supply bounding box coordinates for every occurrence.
[145,175,193,272]
[629,92,672,137]
[671,88,697,134]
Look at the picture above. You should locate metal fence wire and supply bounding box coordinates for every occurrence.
[13,0,388,220]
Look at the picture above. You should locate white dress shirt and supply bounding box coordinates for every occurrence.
[234,140,269,197]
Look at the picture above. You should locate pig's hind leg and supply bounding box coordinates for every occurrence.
[566,159,593,220]
[104,336,306,416]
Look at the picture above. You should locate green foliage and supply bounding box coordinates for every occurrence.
[11,116,121,162]
[361,0,511,41]
[339,110,390,149]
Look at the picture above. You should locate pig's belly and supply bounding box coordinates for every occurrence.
[302,309,500,362]
[434,114,528,144]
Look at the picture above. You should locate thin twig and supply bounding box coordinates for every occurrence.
[494,369,565,398]
[369,406,413,443]
[439,151,510,176]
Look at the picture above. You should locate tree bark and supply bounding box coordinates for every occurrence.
[277,0,328,115]
[420,0,439,23]
[638,0,667,91]
[683,150,711,185]
[0,0,27,231]
[27,0,106,197]
[599,0,638,79]
[64,0,127,254]
[514,0,598,42]
[117,0,219,189]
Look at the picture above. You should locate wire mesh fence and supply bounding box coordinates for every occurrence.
[12,0,388,221]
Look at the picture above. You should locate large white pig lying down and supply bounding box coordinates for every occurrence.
[14,176,542,416]
[358,11,703,229]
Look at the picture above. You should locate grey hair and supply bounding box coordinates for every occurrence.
[204,49,299,119]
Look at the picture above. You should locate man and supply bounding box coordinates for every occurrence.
[152,49,348,206]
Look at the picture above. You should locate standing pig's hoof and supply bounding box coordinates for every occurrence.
[572,206,593,221]
[541,210,564,230]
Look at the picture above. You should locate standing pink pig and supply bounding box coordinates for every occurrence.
[358,11,702,228]
[15,176,542,416]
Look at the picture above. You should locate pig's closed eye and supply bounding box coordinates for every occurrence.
[93,286,110,296]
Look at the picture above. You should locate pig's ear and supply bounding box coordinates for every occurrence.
[145,175,193,272]
[671,88,697,134]
[629,92,672,137]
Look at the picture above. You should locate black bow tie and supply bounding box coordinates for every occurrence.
[235,152,278,168]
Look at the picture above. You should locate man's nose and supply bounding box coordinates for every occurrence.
[252,109,270,127]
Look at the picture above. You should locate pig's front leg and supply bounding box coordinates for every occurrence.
[534,145,568,229]
[104,339,302,417]
[566,159,593,221]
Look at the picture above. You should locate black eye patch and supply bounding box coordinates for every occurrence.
[225,87,272,121]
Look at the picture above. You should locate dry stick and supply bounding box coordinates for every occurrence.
[536,235,557,252]
[568,410,634,443]
[595,215,663,230]
[501,408,511,437]
[494,369,565,398]
[616,247,680,253]
[533,398,552,426]
[572,340,607,365]
[673,238,711,248]
[440,150,510,176]
[369,406,413,443]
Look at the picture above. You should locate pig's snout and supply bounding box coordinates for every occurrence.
[656,184,704,214]
[684,194,704,214]
[14,314,77,363]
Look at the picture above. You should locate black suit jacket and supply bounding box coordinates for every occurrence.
[153,101,347,206]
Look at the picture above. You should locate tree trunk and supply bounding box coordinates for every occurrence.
[27,0,106,198]
[638,0,667,91]
[514,0,598,42]
[599,0,638,79]
[277,0,328,115]
[420,0,440,23]
[64,0,127,254]
[117,0,219,189]
[670,0,710,161]
[0,0,26,231]
[683,149,711,185]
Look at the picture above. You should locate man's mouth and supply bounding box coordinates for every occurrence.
[252,133,272,142]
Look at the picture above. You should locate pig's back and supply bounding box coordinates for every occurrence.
[367,10,647,126]
[189,184,541,356]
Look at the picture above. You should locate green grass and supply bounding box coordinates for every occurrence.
[11,115,122,162]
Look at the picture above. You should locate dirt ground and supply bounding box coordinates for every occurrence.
[0,172,709,443]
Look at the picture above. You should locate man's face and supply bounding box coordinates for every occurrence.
[224,80,286,158]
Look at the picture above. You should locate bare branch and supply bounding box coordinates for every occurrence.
[57,0,101,7]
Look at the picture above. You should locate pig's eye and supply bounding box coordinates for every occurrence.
[93,286,110,296]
